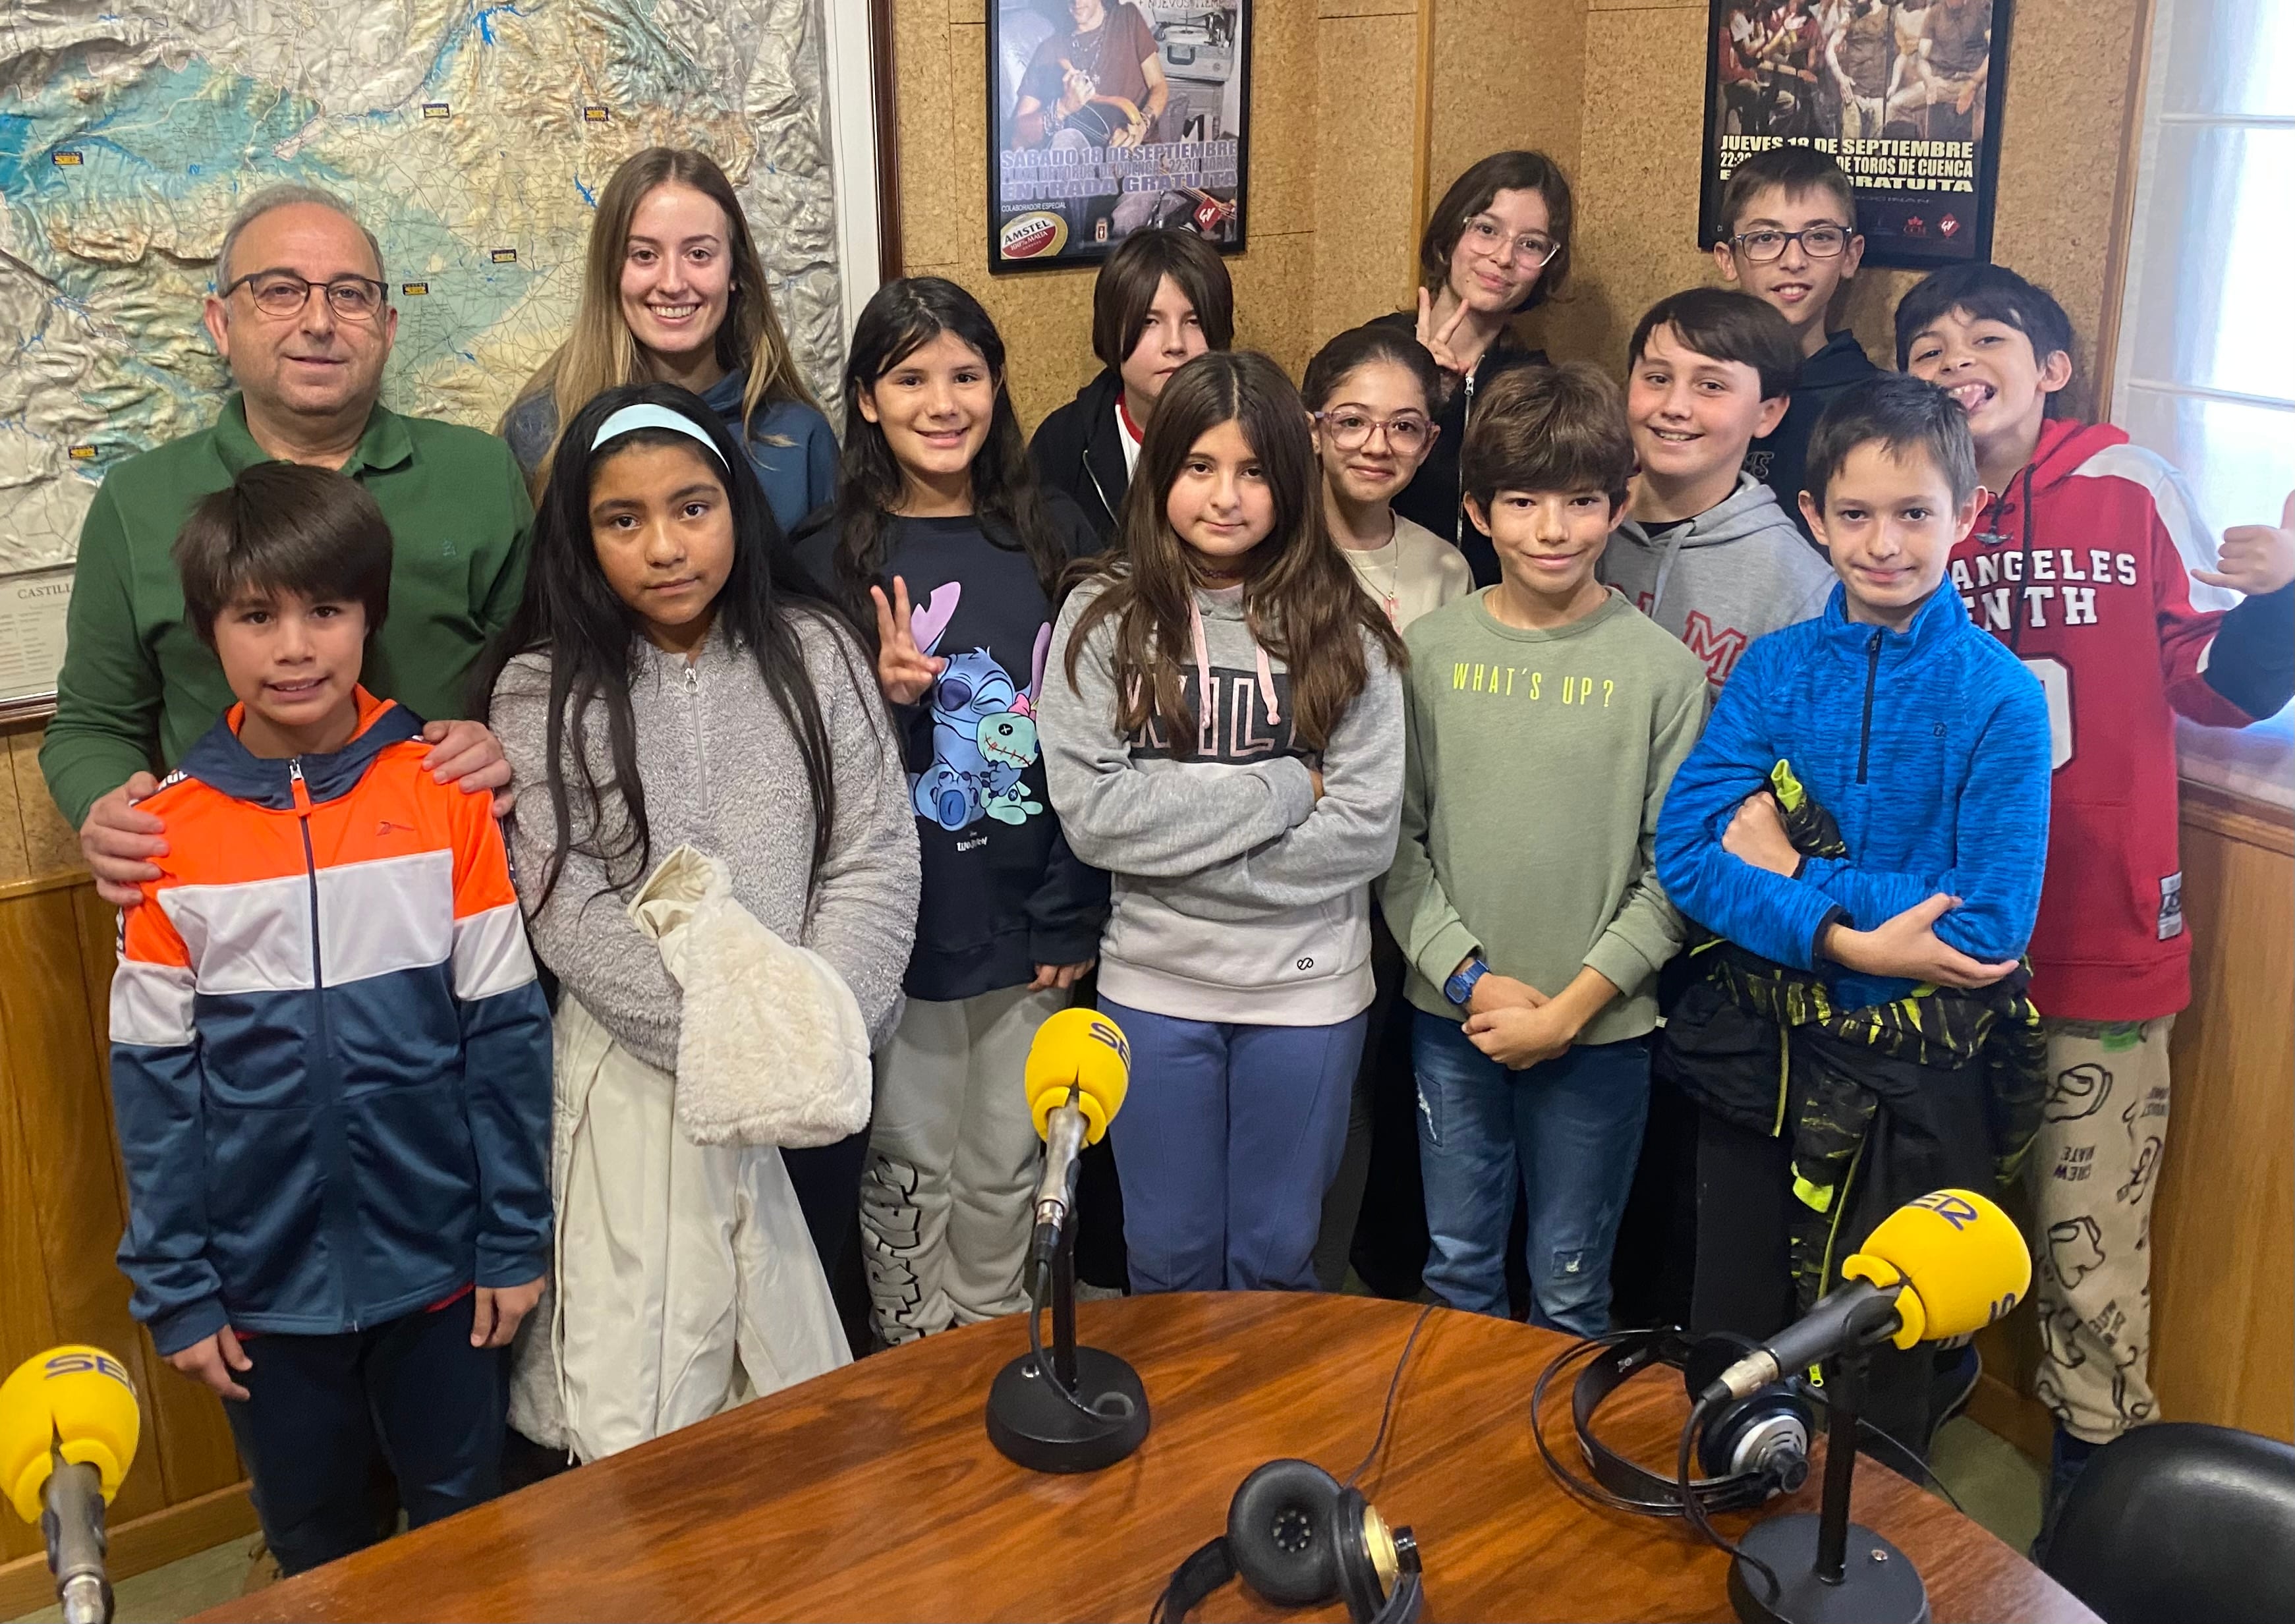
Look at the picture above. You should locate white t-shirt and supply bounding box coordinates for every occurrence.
[1117,397,1143,479]
[1341,515,1475,630]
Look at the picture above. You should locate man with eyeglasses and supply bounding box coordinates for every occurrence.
[42,184,529,907]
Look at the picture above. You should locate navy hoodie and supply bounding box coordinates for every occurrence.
[1656,582,2052,1011]
[793,497,1110,1000]
[1027,368,1130,544]
[1743,329,1880,538]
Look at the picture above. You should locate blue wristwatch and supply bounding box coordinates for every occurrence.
[1444,957,1489,1008]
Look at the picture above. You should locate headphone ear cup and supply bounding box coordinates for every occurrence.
[1698,1386,1816,1496]
[1328,1486,1388,1624]
[1228,1459,1344,1607]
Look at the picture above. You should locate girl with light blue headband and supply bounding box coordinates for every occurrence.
[475,383,919,1459]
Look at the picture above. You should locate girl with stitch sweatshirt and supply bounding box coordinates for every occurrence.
[792,279,1108,1347]
[480,384,918,1458]
[1039,351,1407,1294]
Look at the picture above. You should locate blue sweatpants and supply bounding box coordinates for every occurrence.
[1099,1000,1367,1293]
[222,1293,506,1575]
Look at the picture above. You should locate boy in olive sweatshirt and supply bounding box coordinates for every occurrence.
[1379,364,1708,1334]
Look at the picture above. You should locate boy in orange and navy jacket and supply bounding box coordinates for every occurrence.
[109,462,552,1577]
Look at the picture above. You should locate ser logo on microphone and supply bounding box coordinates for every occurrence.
[42,1352,132,1391]
[1912,1190,1981,1230]
[1085,1015,1131,1071]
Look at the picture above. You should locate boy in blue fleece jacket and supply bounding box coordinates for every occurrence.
[1653,373,2052,1453]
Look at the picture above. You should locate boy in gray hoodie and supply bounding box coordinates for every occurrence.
[1601,289,1834,692]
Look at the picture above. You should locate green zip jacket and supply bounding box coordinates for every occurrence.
[40,396,532,831]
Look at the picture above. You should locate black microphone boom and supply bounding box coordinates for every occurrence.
[1701,1281,1907,1405]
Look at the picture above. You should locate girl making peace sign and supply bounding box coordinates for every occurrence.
[793,278,1106,1348]
[1369,150,1576,584]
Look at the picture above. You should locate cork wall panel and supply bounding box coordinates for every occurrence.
[1230,231,1323,379]
[893,1,963,271]
[1311,11,1428,340]
[1548,5,1714,370]
[10,732,77,879]
[1983,0,2144,419]
[1427,0,1587,219]
[0,729,30,887]
[1247,0,1322,238]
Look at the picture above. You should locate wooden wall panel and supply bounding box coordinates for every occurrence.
[0,886,168,1532]
[2150,791,2295,1439]
[0,854,250,1588]
[1969,785,2295,1457]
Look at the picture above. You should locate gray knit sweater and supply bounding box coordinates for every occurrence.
[492,613,920,1069]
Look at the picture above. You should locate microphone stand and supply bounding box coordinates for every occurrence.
[984,1210,1150,1474]
[1727,1348,1930,1624]
[43,1453,114,1624]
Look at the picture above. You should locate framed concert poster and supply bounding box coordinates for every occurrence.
[989,1,1251,271]
[1697,0,2014,268]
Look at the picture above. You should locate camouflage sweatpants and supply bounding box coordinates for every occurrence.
[2029,1017,2174,1443]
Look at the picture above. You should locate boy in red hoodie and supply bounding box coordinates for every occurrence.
[1898,263,2294,1529]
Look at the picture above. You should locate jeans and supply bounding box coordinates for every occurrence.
[1100,999,1367,1293]
[1413,1012,1651,1335]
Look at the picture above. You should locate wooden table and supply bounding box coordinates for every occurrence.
[197,1294,2097,1623]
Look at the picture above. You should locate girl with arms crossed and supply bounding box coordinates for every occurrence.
[1038,351,1405,1293]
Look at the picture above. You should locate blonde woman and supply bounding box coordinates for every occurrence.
[502,148,835,532]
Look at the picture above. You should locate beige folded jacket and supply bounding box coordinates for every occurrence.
[631,844,874,1148]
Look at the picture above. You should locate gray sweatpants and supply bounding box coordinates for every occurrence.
[2029,1017,2173,1443]
[860,984,1069,1344]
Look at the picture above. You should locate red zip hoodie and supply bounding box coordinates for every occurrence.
[1948,418,2255,1021]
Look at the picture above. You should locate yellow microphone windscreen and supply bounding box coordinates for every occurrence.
[1,1347,140,1525]
[1023,1007,1131,1144]
[1842,1189,2031,1349]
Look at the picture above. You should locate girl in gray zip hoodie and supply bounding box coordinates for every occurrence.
[1038,352,1407,1294]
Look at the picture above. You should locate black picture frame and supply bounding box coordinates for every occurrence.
[987,1,1253,273]
[1697,0,2014,269]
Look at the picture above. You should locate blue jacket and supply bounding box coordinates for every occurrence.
[698,368,839,536]
[502,366,837,536]
[1655,584,2052,1011]
[109,694,553,1354]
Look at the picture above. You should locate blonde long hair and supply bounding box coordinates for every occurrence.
[506,147,822,487]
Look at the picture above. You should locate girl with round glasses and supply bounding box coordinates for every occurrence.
[1299,323,1472,1300]
[1368,150,1576,584]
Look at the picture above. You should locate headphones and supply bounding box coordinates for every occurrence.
[1153,1459,1422,1624]
[1154,1306,1434,1624]
[1537,1330,1814,1516]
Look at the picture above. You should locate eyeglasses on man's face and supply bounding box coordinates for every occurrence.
[222,269,389,322]
[1729,225,1854,263]
[1316,409,1434,453]
[1463,215,1559,271]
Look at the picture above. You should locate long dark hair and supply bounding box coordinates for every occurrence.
[475,381,865,910]
[1062,351,1405,755]
[825,277,1067,629]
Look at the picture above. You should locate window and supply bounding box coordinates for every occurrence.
[2111,0,2294,538]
